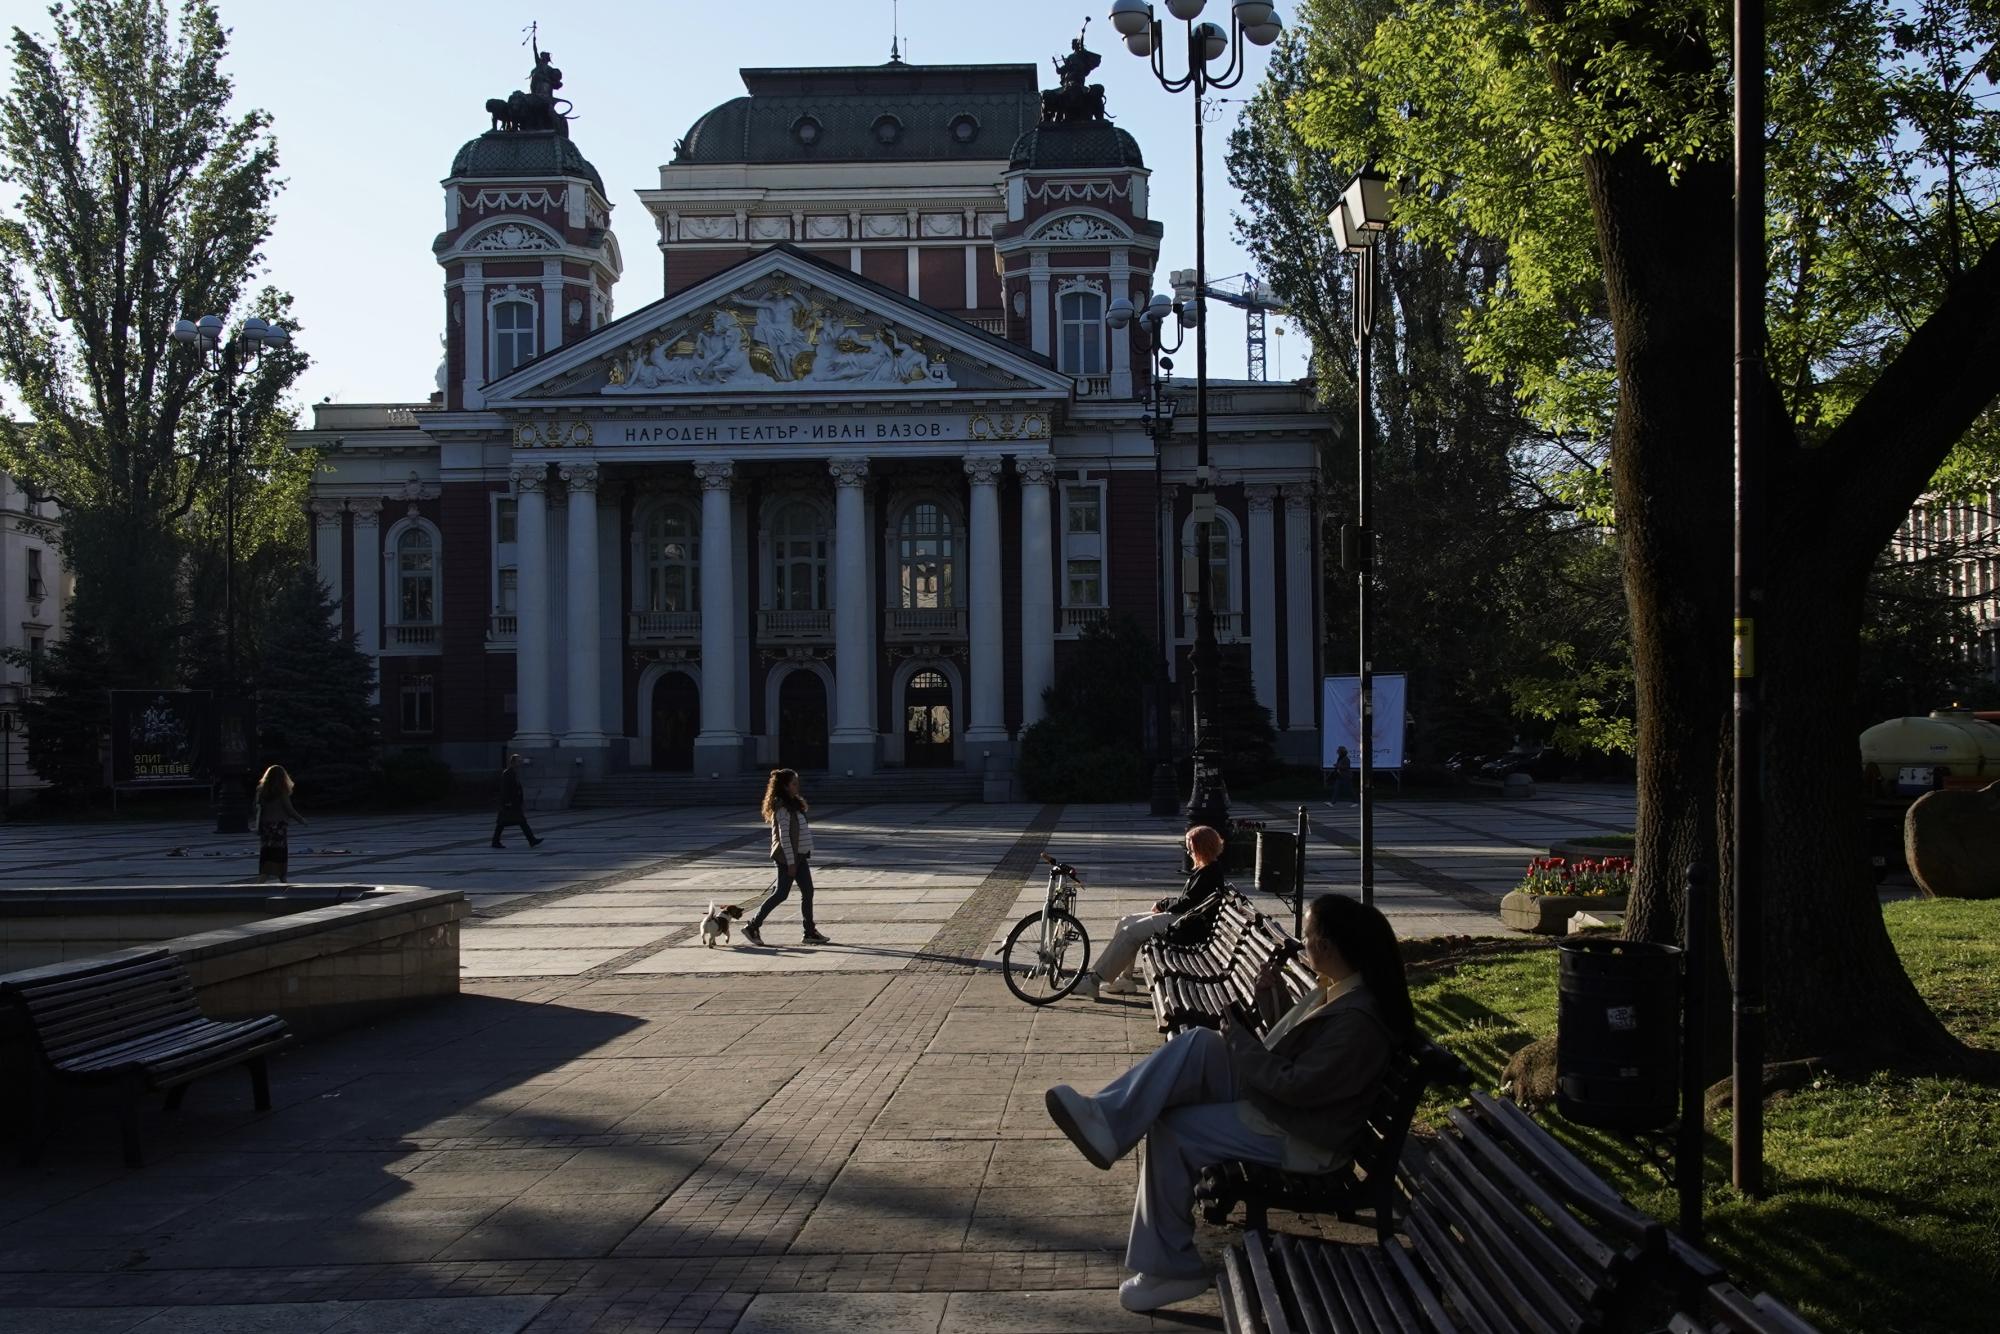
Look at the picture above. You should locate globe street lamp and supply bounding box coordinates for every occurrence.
[1329,167,1391,906]
[1108,0,1284,832]
[171,313,290,833]
[1109,291,1196,814]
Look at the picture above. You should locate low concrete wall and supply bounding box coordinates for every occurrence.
[0,884,466,1038]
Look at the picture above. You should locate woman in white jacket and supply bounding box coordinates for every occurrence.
[743,768,831,946]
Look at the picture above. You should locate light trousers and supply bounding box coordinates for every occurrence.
[1088,1026,1288,1278]
[1093,910,1175,984]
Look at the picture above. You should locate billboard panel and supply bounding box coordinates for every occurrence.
[1321,674,1407,771]
[109,690,212,786]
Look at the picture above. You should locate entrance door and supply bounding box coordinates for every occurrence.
[777,670,829,771]
[650,673,698,771]
[904,670,954,768]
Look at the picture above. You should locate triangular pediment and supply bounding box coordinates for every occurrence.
[485,246,1070,404]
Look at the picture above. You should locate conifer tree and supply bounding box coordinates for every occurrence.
[254,567,377,804]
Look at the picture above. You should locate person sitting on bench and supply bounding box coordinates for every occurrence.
[1044,893,1412,1313]
[1075,824,1230,1001]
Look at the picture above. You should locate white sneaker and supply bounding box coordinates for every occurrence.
[1075,972,1101,1001]
[1119,1272,1213,1312]
[1045,1084,1118,1169]
[1103,972,1141,996]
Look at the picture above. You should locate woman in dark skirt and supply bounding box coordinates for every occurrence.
[253,764,306,882]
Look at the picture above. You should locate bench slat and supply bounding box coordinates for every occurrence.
[1407,1206,1510,1334]
[73,1018,287,1079]
[1271,1232,1337,1334]
[1469,1093,1664,1250]
[1241,1229,1296,1334]
[1383,1237,1457,1334]
[1415,1170,1576,1334]
[1224,1245,1272,1334]
[1432,1114,1611,1308]
[1302,1241,1377,1334]
[1445,1106,1619,1278]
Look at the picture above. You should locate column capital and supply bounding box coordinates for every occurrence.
[308,498,346,521]
[512,465,552,495]
[1245,483,1280,513]
[828,456,871,488]
[1159,483,1181,509]
[347,497,384,526]
[963,454,1006,487]
[1281,482,1315,510]
[693,459,736,491]
[559,463,600,493]
[1015,455,1057,487]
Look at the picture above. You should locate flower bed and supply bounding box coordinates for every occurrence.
[1500,855,1634,934]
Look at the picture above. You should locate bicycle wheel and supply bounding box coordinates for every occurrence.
[1001,908,1092,1005]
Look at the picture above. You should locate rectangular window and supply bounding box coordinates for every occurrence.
[492,300,539,380]
[496,499,518,544]
[1057,290,1104,375]
[1066,490,1101,534]
[26,548,45,600]
[498,568,518,613]
[400,678,435,735]
[1066,558,1102,607]
[27,635,44,685]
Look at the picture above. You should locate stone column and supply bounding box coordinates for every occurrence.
[965,454,1008,745]
[1246,485,1280,718]
[310,499,345,618]
[561,463,605,771]
[462,266,486,409]
[693,460,741,775]
[1109,247,1133,397]
[1284,484,1319,737]
[1029,256,1051,357]
[512,466,554,748]
[348,499,383,700]
[1017,456,1057,726]
[829,457,875,773]
[541,262,564,355]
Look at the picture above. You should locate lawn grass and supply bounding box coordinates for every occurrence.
[1406,900,2000,1334]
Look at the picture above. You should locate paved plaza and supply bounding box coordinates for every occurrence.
[0,788,1635,1333]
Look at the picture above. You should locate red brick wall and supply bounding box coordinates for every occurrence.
[919,248,964,310]
[437,483,500,747]
[860,248,906,293]
[665,247,753,298]
[1107,471,1160,634]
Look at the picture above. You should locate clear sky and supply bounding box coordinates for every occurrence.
[0,0,1302,410]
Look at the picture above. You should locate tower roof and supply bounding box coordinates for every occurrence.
[448,130,605,194]
[672,63,1041,165]
[1006,121,1145,170]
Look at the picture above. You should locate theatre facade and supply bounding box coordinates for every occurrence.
[294,53,1328,793]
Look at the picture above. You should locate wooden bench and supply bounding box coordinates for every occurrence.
[1,948,293,1167]
[1139,889,1310,1036]
[1670,1282,1821,1334]
[1219,1090,1668,1333]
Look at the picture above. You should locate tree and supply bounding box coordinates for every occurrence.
[1205,646,1279,789]
[0,0,301,686]
[1019,618,1157,801]
[1288,0,2000,1069]
[255,567,377,805]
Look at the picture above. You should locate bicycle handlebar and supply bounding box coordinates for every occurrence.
[1039,850,1083,884]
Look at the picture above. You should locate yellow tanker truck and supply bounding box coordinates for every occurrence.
[1860,708,2000,879]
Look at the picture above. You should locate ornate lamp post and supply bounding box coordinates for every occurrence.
[1330,167,1391,906]
[1109,292,1196,815]
[1108,0,1284,831]
[171,313,290,834]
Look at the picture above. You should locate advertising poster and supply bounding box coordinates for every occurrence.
[109,689,212,786]
[1321,673,1407,771]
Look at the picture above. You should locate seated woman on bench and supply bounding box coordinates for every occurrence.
[1045,893,1413,1313]
[1075,824,1229,1001]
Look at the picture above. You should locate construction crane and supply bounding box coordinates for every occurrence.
[1168,269,1292,381]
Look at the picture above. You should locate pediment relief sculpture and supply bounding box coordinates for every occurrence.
[602,282,957,393]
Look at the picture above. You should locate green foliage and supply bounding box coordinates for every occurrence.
[1205,646,1279,790]
[378,748,454,807]
[6,616,115,794]
[1409,901,2000,1334]
[1506,641,1637,757]
[1856,559,1995,722]
[254,566,377,805]
[1017,617,1156,802]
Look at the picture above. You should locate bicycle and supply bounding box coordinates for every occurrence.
[1000,851,1093,1005]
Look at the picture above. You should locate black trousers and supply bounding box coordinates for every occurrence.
[493,810,537,842]
[749,856,816,934]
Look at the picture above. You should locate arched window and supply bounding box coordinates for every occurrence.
[1180,510,1241,623]
[897,503,957,608]
[396,527,437,624]
[643,504,701,612]
[771,503,827,610]
[1058,288,1105,375]
[491,297,538,379]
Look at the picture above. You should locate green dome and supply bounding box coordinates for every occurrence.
[1007,122,1145,170]
[448,131,604,194]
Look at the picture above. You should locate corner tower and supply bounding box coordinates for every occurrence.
[436,61,622,410]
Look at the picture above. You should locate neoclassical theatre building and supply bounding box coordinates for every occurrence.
[295,51,1327,795]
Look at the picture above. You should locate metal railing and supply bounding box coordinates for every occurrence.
[387,623,439,649]
[886,607,968,641]
[758,608,834,641]
[1061,607,1110,633]
[630,610,701,644]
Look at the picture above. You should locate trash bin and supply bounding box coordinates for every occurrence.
[1555,937,1682,1131]
[1255,830,1297,902]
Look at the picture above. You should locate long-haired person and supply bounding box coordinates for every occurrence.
[742,768,830,947]
[252,764,307,883]
[1044,894,1414,1312]
[1076,824,1228,1000]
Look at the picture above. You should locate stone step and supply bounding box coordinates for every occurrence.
[572,770,986,808]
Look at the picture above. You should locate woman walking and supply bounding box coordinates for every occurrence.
[492,753,543,849]
[253,765,306,883]
[742,768,830,947]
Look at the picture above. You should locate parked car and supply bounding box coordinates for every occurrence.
[1479,744,1567,782]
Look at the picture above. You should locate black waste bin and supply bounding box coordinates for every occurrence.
[1555,937,1682,1131]
[1255,830,1297,902]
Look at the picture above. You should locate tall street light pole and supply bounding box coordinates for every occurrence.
[1110,0,1284,832]
[172,313,290,834]
[1331,169,1391,907]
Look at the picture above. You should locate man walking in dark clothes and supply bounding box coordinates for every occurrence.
[493,753,543,848]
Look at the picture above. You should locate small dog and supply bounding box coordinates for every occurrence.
[700,901,744,948]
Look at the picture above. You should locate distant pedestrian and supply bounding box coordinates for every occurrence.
[253,764,306,883]
[493,753,543,849]
[742,768,829,947]
[1330,747,1355,804]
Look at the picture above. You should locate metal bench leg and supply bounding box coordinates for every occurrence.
[1244,1200,1269,1234]
[164,1083,189,1112]
[248,1056,272,1111]
[118,1100,145,1168]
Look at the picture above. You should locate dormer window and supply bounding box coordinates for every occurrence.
[949,114,980,144]
[793,115,822,146]
[872,114,903,145]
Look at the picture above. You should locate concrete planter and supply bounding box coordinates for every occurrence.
[1499,889,1628,935]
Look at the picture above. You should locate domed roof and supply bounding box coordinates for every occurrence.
[448,131,604,194]
[1007,121,1145,170]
